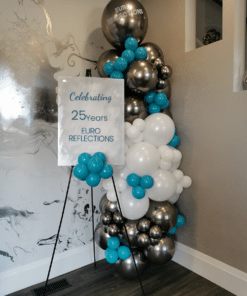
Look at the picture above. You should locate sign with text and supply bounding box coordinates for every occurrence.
[58,76,125,166]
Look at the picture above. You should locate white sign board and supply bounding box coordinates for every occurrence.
[58,76,125,166]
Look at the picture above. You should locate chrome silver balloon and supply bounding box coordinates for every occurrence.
[154,58,163,69]
[156,79,171,99]
[145,200,177,232]
[107,224,120,237]
[97,49,120,77]
[113,211,124,224]
[99,194,118,213]
[127,60,158,93]
[150,238,160,246]
[160,65,173,80]
[144,236,175,265]
[156,78,167,90]
[100,212,112,225]
[101,0,148,49]
[141,42,165,65]
[95,223,111,250]
[149,225,162,239]
[125,95,147,123]
[120,219,139,248]
[137,233,150,248]
[137,218,151,232]
[115,250,147,278]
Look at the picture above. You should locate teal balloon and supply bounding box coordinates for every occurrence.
[93,152,106,164]
[73,164,89,181]
[168,135,180,147]
[149,103,161,114]
[127,173,140,187]
[86,173,101,187]
[122,49,135,63]
[87,157,104,174]
[99,164,113,179]
[135,47,147,60]
[132,186,146,199]
[110,71,124,79]
[176,215,185,228]
[114,57,128,72]
[168,226,177,235]
[103,62,114,75]
[154,93,168,107]
[125,37,138,51]
[118,246,131,260]
[144,91,155,104]
[140,175,154,189]
[78,153,91,165]
[107,237,120,249]
[105,248,118,264]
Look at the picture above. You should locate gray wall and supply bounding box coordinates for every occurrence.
[143,0,247,273]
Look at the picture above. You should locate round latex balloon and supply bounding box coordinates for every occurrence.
[119,188,149,220]
[143,113,175,148]
[145,200,177,232]
[126,142,160,176]
[141,42,165,65]
[97,49,120,77]
[127,60,158,93]
[101,0,148,49]
[146,170,177,201]
[125,95,147,124]
[156,80,171,100]
[167,193,180,204]
[95,223,111,250]
[99,194,118,213]
[144,236,175,265]
[115,250,147,278]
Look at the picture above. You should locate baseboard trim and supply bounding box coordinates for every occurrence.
[0,243,105,296]
[173,241,247,296]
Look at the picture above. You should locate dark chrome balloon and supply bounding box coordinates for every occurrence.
[141,42,164,65]
[99,194,118,213]
[120,219,139,248]
[127,60,158,93]
[145,200,177,232]
[95,223,111,250]
[107,224,120,237]
[100,212,112,225]
[97,49,120,77]
[156,78,167,90]
[160,65,173,80]
[154,58,163,69]
[144,236,175,265]
[115,250,147,278]
[137,218,151,232]
[137,233,150,248]
[156,79,171,99]
[150,238,160,246]
[113,211,124,224]
[125,95,147,124]
[101,0,148,49]
[149,225,162,239]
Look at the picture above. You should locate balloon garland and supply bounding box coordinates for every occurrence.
[74,0,192,280]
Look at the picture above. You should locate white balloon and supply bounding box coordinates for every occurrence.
[118,166,131,179]
[102,179,113,191]
[169,161,181,172]
[133,118,145,131]
[119,188,149,220]
[146,169,177,201]
[158,145,174,162]
[124,122,131,134]
[143,113,175,147]
[132,132,144,143]
[126,142,160,176]
[172,170,184,182]
[175,183,183,194]
[116,178,128,192]
[107,189,117,202]
[124,142,129,154]
[126,126,140,139]
[173,149,182,163]
[160,159,172,170]
[167,193,180,204]
[181,176,192,188]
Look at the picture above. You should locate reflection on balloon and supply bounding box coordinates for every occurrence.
[97,49,120,77]
[125,96,147,124]
[127,60,158,93]
[160,65,173,80]
[101,0,148,49]
[115,250,147,278]
[145,200,177,232]
[144,236,175,265]
[137,218,151,232]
